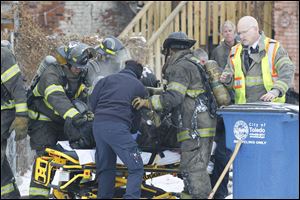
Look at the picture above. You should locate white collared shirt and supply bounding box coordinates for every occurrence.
[249,36,260,54]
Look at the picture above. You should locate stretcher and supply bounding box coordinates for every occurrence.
[32,141,181,199]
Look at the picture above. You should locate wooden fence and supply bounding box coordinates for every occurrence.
[120,1,273,80]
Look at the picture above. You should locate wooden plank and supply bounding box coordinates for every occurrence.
[154,2,159,31]
[231,2,235,24]
[155,38,161,81]
[175,14,180,32]
[119,1,154,38]
[188,1,193,38]
[200,1,206,45]
[194,1,200,48]
[181,4,186,33]
[148,1,188,46]
[238,1,243,20]
[212,1,219,45]
[246,1,250,15]
[166,1,172,36]
[207,2,211,38]
[148,45,154,70]
[220,1,225,31]
[141,13,146,38]
[263,2,272,37]
[147,5,153,41]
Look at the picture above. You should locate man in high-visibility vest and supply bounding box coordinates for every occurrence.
[220,16,295,103]
[1,42,28,198]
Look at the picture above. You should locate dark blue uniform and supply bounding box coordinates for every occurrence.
[90,67,147,199]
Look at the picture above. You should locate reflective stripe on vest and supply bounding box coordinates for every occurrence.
[1,64,20,83]
[177,128,216,142]
[231,37,285,103]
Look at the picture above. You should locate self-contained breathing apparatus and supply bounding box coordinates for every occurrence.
[186,58,218,139]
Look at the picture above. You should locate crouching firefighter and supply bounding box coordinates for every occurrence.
[1,43,28,199]
[27,42,95,199]
[132,32,218,199]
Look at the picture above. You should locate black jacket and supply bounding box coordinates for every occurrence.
[90,68,147,132]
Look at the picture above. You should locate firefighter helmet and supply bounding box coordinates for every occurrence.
[95,36,124,56]
[162,32,196,52]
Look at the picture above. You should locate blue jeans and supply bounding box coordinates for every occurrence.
[93,121,144,199]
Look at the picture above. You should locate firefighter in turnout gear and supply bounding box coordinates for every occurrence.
[220,16,295,103]
[132,32,217,198]
[1,45,28,198]
[27,41,94,198]
[85,35,130,91]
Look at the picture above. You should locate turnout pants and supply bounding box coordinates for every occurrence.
[1,110,21,199]
[93,121,144,199]
[28,120,67,199]
[180,137,213,199]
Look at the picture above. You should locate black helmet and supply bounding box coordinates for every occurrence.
[65,42,94,68]
[162,32,196,51]
[95,36,124,56]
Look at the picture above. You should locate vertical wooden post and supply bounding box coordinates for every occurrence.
[200,1,206,45]
[188,1,194,39]
[194,1,200,48]
[213,1,219,45]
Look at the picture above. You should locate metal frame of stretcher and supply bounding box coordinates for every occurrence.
[33,147,181,199]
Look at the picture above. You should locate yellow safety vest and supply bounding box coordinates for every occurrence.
[230,37,285,104]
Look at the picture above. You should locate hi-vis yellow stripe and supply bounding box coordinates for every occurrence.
[63,108,79,119]
[44,84,65,101]
[15,103,28,113]
[1,64,20,83]
[1,182,15,196]
[1,100,15,110]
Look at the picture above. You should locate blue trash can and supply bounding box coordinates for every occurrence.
[218,102,299,199]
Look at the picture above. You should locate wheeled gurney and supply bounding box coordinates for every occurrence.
[32,141,181,199]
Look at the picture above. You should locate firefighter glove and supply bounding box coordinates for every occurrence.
[9,116,29,141]
[72,113,88,128]
[85,111,94,121]
[132,97,151,110]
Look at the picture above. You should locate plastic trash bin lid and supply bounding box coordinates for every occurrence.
[218,102,299,113]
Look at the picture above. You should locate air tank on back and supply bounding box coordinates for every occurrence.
[205,60,231,106]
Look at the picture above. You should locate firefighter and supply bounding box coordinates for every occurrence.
[90,60,147,199]
[85,35,130,90]
[1,44,28,198]
[132,32,217,199]
[220,16,295,103]
[27,41,94,198]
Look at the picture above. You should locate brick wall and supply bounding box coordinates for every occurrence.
[23,1,135,37]
[274,1,299,92]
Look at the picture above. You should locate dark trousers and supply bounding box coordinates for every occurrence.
[1,110,21,199]
[210,118,232,199]
[93,121,144,199]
